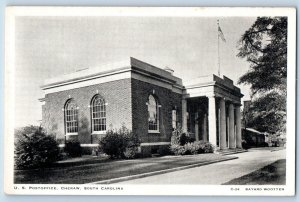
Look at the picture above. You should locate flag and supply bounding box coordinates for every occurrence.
[218,25,226,42]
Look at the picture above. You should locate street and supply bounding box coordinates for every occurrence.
[118,148,286,184]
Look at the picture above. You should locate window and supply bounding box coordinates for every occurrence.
[91,95,106,132]
[65,99,78,134]
[172,109,177,129]
[148,94,159,132]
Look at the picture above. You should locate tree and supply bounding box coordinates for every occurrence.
[15,126,60,169]
[237,17,287,135]
[243,92,286,134]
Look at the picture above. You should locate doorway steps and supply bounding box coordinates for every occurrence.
[216,148,247,156]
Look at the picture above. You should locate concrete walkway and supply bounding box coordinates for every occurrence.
[117,148,286,185]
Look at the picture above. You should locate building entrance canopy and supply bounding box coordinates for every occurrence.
[182,75,244,150]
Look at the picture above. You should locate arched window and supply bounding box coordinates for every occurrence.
[148,94,159,132]
[91,95,106,132]
[65,99,78,134]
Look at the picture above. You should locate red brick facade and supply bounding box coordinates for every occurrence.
[42,78,132,144]
[131,78,182,143]
[42,77,182,150]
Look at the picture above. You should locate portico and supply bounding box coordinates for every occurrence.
[182,75,243,150]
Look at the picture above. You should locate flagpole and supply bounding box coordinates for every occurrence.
[217,19,220,77]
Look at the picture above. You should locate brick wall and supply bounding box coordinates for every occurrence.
[42,76,183,154]
[42,78,132,144]
[131,78,182,145]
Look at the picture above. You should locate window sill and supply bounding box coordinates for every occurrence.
[92,131,106,135]
[148,130,160,134]
[66,133,78,136]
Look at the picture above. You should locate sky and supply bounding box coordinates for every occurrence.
[14,16,256,128]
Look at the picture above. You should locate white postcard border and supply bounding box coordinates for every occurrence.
[4,6,296,196]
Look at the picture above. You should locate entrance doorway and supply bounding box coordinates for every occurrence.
[187,97,208,141]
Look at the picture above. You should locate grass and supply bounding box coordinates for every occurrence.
[223,159,286,185]
[249,147,285,152]
[15,153,233,184]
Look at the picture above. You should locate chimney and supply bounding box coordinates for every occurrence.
[164,66,174,75]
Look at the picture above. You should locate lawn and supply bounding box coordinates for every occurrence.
[15,154,235,184]
[223,159,286,185]
[249,147,285,152]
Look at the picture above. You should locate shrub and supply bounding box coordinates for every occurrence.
[184,142,198,155]
[14,125,40,140]
[171,127,182,145]
[81,147,93,155]
[64,141,82,157]
[184,141,214,154]
[170,141,214,156]
[99,131,122,158]
[242,140,250,149]
[202,142,214,153]
[99,125,140,159]
[170,127,215,155]
[170,144,186,155]
[123,147,138,159]
[171,127,192,146]
[150,146,159,154]
[15,126,60,169]
[157,145,171,156]
[179,133,193,146]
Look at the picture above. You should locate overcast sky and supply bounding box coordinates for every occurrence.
[14,16,256,128]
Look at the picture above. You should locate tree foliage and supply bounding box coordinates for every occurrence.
[238,17,287,94]
[243,92,286,134]
[238,17,287,134]
[15,126,60,169]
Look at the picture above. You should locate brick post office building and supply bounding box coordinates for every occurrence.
[40,57,243,155]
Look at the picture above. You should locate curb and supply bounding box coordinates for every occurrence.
[221,150,248,156]
[87,156,238,184]
[53,158,110,168]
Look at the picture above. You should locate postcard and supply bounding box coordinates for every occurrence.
[4,7,296,196]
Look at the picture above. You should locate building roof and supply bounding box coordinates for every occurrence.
[245,128,264,134]
[184,74,242,97]
[41,57,183,90]
[40,57,242,102]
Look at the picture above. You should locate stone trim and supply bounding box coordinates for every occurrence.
[43,71,131,94]
[65,133,78,136]
[92,131,106,135]
[140,142,170,146]
[59,144,98,147]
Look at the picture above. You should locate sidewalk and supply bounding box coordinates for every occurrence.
[117,148,286,184]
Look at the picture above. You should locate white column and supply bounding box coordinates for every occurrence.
[229,103,235,149]
[235,105,242,148]
[219,98,227,150]
[208,96,217,146]
[202,114,208,142]
[182,99,188,133]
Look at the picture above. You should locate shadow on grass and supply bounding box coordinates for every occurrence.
[15,153,234,184]
[223,159,286,185]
